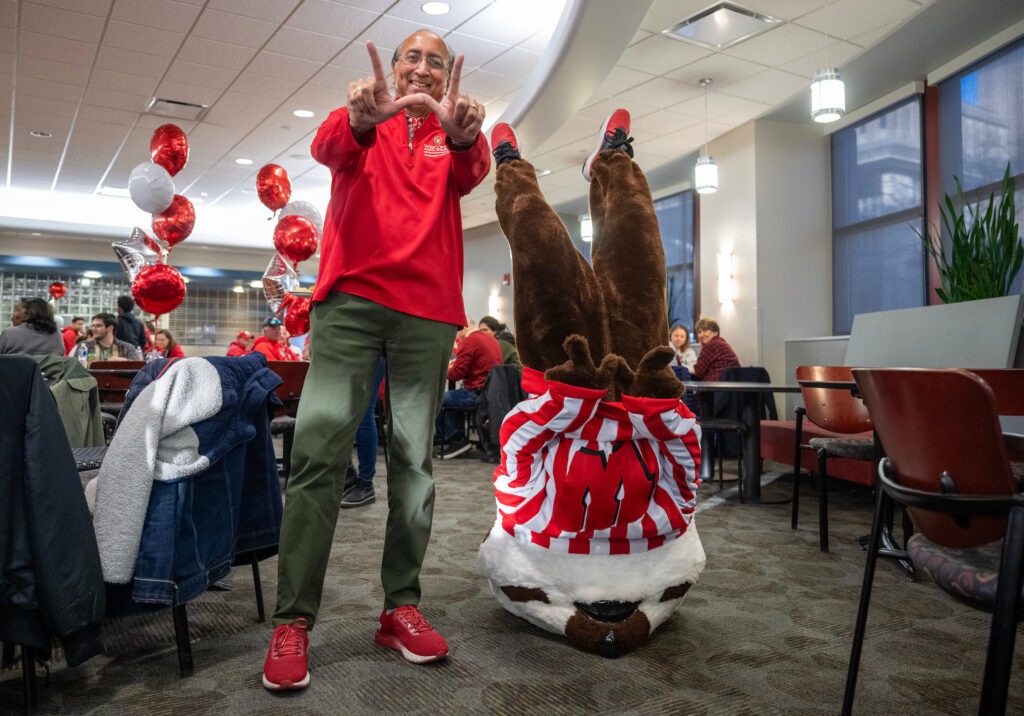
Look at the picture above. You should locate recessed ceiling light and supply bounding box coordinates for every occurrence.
[200,192,208,197]
[248,280,264,289]
[182,276,191,283]
[292,109,315,118]
[29,130,52,138]
[235,158,254,165]
[83,270,102,279]
[232,285,245,294]
[98,185,131,197]
[421,2,450,16]
[30,232,42,236]
[290,153,311,160]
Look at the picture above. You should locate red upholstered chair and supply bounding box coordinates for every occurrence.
[792,365,876,552]
[844,368,1024,716]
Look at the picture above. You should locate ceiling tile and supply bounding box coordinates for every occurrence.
[111,0,203,33]
[18,55,91,84]
[440,32,508,68]
[20,2,106,43]
[162,61,238,91]
[665,53,770,88]
[719,68,809,105]
[799,0,925,41]
[17,93,78,118]
[82,86,149,114]
[618,35,708,75]
[286,1,377,39]
[481,46,541,78]
[207,0,302,23]
[263,27,350,63]
[90,68,158,97]
[15,75,81,102]
[179,36,256,71]
[587,66,657,104]
[457,69,522,103]
[617,77,702,111]
[455,0,567,47]
[104,20,185,57]
[96,45,172,78]
[18,30,96,66]
[723,22,826,65]
[247,52,321,82]
[191,8,278,49]
[153,79,221,107]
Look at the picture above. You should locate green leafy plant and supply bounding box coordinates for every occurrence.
[918,164,1023,303]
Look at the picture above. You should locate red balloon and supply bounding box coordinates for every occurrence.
[132,264,186,317]
[257,164,291,212]
[150,124,189,177]
[151,194,195,247]
[49,281,67,300]
[283,295,311,336]
[273,214,318,267]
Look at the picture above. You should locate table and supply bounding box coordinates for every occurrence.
[683,380,801,500]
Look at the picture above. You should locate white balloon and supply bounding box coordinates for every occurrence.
[281,199,323,234]
[128,161,174,214]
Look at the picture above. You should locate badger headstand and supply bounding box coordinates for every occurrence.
[478,110,705,658]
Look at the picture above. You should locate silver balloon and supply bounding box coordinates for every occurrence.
[263,252,299,314]
[112,227,168,282]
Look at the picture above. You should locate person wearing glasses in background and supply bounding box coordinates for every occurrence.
[73,313,142,364]
[261,29,489,691]
[251,317,298,362]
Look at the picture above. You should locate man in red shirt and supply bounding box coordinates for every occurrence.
[262,30,489,692]
[436,326,502,458]
[62,316,84,355]
[251,317,297,361]
[226,330,253,357]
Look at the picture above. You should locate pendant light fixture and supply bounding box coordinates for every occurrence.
[810,4,845,123]
[695,78,718,194]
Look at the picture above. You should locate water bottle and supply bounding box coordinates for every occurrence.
[77,342,89,367]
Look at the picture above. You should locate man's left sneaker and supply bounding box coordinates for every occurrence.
[582,108,633,182]
[375,605,449,664]
[490,122,521,166]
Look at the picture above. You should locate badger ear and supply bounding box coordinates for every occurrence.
[500,585,550,603]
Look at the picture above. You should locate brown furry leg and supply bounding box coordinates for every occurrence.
[588,151,669,372]
[495,159,610,373]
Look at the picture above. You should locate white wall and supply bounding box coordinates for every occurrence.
[463,222,514,328]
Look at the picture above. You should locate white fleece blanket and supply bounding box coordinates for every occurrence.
[86,358,223,584]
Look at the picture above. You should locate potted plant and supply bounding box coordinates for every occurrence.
[918,163,1023,303]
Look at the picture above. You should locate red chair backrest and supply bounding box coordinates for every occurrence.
[796,365,872,435]
[853,367,1016,548]
[966,368,1024,415]
[267,360,309,417]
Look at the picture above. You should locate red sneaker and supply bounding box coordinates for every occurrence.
[262,618,310,691]
[490,122,521,166]
[582,108,633,182]
[374,605,449,664]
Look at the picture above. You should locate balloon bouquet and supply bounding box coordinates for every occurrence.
[112,124,193,319]
[258,163,322,337]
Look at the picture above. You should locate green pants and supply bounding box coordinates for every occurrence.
[273,292,456,626]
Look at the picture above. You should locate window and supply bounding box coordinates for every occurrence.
[831,97,925,334]
[938,36,1024,296]
[655,190,697,332]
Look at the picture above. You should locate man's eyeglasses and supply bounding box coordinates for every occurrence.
[397,51,446,72]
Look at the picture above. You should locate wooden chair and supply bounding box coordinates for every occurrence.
[88,362,144,441]
[793,365,876,552]
[266,360,309,482]
[844,368,1024,715]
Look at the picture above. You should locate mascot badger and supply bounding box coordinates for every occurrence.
[478,111,705,658]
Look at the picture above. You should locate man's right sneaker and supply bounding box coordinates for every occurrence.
[491,122,521,166]
[582,108,633,182]
[262,618,310,691]
[440,436,472,459]
[340,480,375,508]
[375,605,449,664]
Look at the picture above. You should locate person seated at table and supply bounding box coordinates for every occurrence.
[62,315,85,354]
[226,330,254,356]
[669,324,697,375]
[148,328,185,360]
[75,313,143,364]
[252,316,299,361]
[477,315,521,367]
[436,324,502,458]
[0,296,65,356]
[691,317,739,382]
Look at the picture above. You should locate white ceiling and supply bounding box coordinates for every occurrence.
[0,0,1020,252]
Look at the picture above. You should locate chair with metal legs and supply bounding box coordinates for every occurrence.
[844,368,1024,715]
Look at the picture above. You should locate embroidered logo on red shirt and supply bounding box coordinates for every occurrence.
[424,134,449,157]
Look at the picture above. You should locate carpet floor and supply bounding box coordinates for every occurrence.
[3,452,1022,715]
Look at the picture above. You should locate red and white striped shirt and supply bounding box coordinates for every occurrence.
[493,367,702,556]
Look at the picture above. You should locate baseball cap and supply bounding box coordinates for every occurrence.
[237,330,253,339]
[262,316,283,328]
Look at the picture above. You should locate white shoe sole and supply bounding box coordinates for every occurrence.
[582,112,615,182]
[441,442,472,459]
[262,671,311,691]
[375,631,448,664]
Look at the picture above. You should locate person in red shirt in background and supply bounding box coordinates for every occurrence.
[227,330,254,356]
[252,316,298,361]
[62,316,85,355]
[150,328,185,359]
[435,325,502,458]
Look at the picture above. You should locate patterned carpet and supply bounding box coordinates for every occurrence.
[3,453,1023,715]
